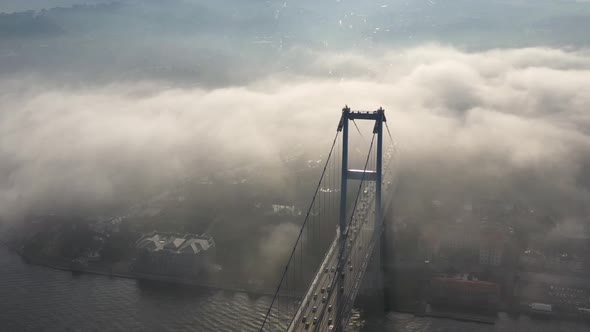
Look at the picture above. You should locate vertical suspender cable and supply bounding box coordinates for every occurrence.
[259,131,340,331]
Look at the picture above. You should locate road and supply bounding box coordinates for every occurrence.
[289,185,378,331]
[289,145,396,332]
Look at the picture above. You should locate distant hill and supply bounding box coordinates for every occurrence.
[1,0,589,84]
[0,0,116,14]
[0,11,62,38]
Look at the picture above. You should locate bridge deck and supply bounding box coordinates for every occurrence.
[289,190,378,331]
[289,146,396,332]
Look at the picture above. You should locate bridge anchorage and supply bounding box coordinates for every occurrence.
[260,106,397,332]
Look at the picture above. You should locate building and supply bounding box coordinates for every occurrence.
[134,232,215,277]
[521,250,584,274]
[271,204,299,216]
[88,216,123,234]
[479,228,507,266]
[479,246,503,266]
[430,276,500,310]
[556,218,590,239]
[520,217,590,274]
[439,223,479,253]
[520,249,545,268]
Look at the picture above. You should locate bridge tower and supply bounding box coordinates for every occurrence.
[337,106,386,237]
[337,106,390,327]
[265,106,394,332]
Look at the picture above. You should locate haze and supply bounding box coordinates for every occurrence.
[0,1,589,330]
[1,0,589,220]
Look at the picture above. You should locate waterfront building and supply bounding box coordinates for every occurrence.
[430,276,500,311]
[134,232,215,277]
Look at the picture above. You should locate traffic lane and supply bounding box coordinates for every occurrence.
[334,243,364,330]
[316,267,342,331]
[332,205,375,329]
[314,256,339,330]
[294,239,341,330]
[295,191,377,330]
[319,255,354,331]
[339,225,375,328]
[328,245,358,330]
[312,236,354,332]
[315,247,347,331]
[298,272,324,329]
[317,220,371,331]
[317,281,339,330]
[309,263,338,328]
[306,264,333,326]
[314,246,340,320]
[297,233,346,329]
[324,184,388,329]
[325,206,375,331]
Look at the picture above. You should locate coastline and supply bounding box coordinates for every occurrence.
[3,238,590,326]
[0,238,298,299]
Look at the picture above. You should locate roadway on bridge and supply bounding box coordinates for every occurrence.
[289,145,396,331]
[290,187,376,331]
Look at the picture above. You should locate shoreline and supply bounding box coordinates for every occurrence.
[4,239,590,326]
[424,304,497,324]
[0,239,298,299]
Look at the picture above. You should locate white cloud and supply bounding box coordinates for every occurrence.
[1,45,589,219]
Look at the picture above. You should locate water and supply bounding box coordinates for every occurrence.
[353,311,589,332]
[0,247,588,331]
[0,246,271,331]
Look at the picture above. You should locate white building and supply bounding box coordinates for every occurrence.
[134,232,215,277]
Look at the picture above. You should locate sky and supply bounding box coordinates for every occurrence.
[0,0,589,225]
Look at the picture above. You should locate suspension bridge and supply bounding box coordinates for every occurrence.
[259,106,398,331]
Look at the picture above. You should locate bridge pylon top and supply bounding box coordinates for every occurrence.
[337,105,386,237]
[338,106,386,130]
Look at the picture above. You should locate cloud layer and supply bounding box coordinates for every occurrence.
[1,45,590,220]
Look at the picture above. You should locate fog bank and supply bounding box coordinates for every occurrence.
[1,45,589,221]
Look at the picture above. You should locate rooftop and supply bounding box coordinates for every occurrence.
[431,277,500,293]
[136,231,214,254]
